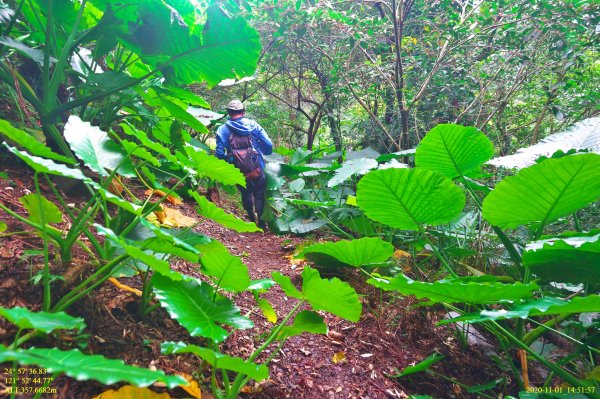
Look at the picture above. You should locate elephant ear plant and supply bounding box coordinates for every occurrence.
[0,0,259,155]
[302,123,600,397]
[0,0,265,394]
[153,246,362,399]
[0,306,185,399]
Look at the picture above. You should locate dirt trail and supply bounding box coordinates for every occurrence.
[191,213,420,399]
[0,159,491,398]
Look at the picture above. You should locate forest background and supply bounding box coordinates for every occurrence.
[208,0,599,157]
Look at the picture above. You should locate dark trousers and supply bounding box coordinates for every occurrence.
[238,174,266,222]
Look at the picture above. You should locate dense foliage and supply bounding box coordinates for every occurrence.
[0,0,598,398]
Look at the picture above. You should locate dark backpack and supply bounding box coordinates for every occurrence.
[229,131,263,180]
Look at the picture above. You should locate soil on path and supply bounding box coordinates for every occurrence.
[0,156,495,399]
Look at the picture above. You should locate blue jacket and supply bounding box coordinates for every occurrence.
[215,117,273,169]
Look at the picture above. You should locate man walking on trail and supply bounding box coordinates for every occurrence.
[215,100,273,230]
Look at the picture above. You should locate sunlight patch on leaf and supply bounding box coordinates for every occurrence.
[64,115,135,178]
[368,274,538,305]
[439,295,600,324]
[327,158,378,188]
[489,117,600,169]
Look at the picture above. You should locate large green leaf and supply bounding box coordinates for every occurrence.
[113,222,208,277]
[327,158,378,187]
[440,295,600,324]
[112,3,260,86]
[0,36,48,64]
[289,178,306,192]
[0,346,184,388]
[121,124,179,164]
[152,274,252,343]
[136,218,206,261]
[392,353,445,377]
[5,145,88,180]
[120,140,161,166]
[161,342,268,381]
[415,124,494,178]
[274,207,328,234]
[279,310,328,339]
[0,119,73,164]
[96,225,182,281]
[5,145,140,214]
[182,147,245,186]
[189,191,259,232]
[159,98,209,134]
[63,116,135,178]
[0,307,84,333]
[356,168,466,230]
[89,181,141,214]
[19,193,62,224]
[299,237,394,268]
[196,240,251,293]
[482,154,600,229]
[302,267,362,322]
[524,233,600,284]
[368,274,538,305]
[156,85,211,108]
[271,268,361,321]
[271,272,302,299]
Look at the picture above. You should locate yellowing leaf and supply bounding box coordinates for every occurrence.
[586,366,600,381]
[91,385,172,399]
[393,249,411,259]
[108,277,142,296]
[177,372,202,399]
[284,255,306,269]
[107,177,124,196]
[332,351,346,364]
[145,189,183,205]
[148,205,197,227]
[346,195,357,206]
[257,298,278,323]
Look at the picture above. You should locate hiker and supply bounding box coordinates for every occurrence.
[215,99,273,229]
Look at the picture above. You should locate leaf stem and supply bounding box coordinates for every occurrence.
[51,254,128,312]
[492,321,599,397]
[228,300,305,398]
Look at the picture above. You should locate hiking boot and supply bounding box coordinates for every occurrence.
[257,221,268,231]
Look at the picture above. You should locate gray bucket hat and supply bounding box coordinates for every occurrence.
[226,99,245,111]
